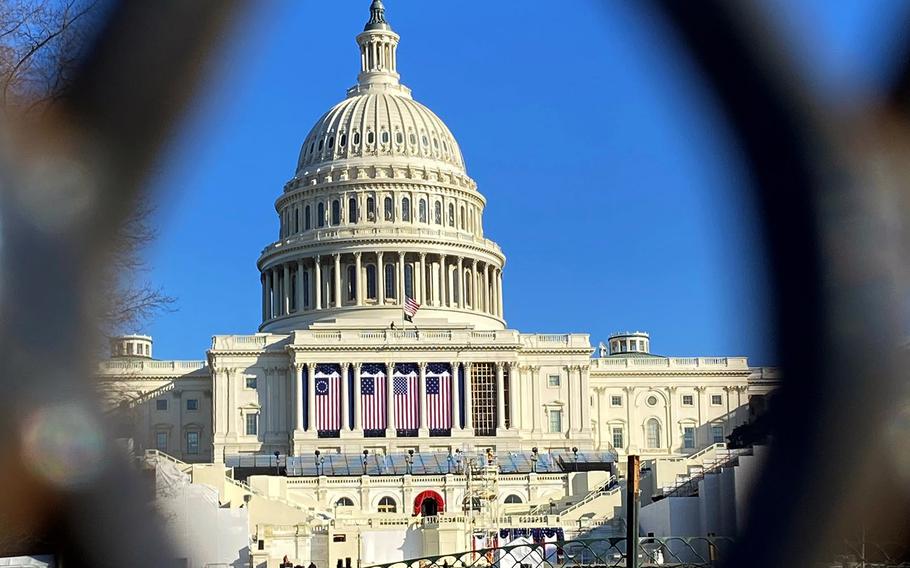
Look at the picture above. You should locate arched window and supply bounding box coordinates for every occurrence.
[367,197,376,221]
[294,208,300,233]
[336,497,354,507]
[646,418,661,449]
[419,199,427,222]
[504,495,523,504]
[409,132,416,145]
[465,271,472,306]
[460,206,465,230]
[385,263,396,299]
[353,132,361,145]
[347,265,357,301]
[401,197,411,222]
[366,265,377,300]
[381,131,389,144]
[396,132,403,145]
[305,205,311,230]
[434,201,442,225]
[348,197,358,223]
[367,131,375,145]
[328,136,334,149]
[340,133,347,147]
[331,199,341,226]
[448,203,455,227]
[405,264,414,298]
[378,496,397,513]
[318,139,323,151]
[384,196,393,221]
[317,203,325,228]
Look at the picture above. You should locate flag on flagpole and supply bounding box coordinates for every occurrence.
[404,296,420,322]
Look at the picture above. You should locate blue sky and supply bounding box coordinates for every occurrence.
[141,1,907,364]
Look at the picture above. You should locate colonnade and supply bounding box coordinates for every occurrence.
[288,361,516,437]
[261,251,504,322]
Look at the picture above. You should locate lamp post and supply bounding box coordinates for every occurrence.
[572,446,578,472]
[274,450,280,476]
[315,449,324,476]
[531,447,539,473]
[405,449,414,475]
[362,449,369,475]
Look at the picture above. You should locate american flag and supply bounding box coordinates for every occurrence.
[315,367,341,431]
[394,371,419,430]
[426,364,452,430]
[360,364,387,430]
[404,296,420,322]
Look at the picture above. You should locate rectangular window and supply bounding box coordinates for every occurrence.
[186,431,199,455]
[610,395,622,407]
[711,424,725,444]
[612,427,624,449]
[156,399,168,411]
[683,426,696,449]
[711,394,723,406]
[246,376,257,390]
[186,399,198,411]
[548,410,562,433]
[156,431,168,451]
[682,394,694,406]
[246,413,259,436]
[547,375,561,387]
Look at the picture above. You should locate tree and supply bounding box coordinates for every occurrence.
[0,0,174,337]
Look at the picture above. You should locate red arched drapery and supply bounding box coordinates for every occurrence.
[413,490,445,516]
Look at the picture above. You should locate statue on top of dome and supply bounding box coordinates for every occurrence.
[365,0,390,31]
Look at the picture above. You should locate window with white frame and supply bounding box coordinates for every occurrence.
[646,418,661,449]
[711,394,723,406]
[547,375,560,387]
[336,497,354,507]
[683,426,696,449]
[504,494,523,504]
[612,426,624,449]
[246,413,259,436]
[548,409,562,433]
[682,394,694,406]
[186,399,198,411]
[155,431,167,451]
[246,376,257,390]
[156,399,167,411]
[186,431,199,455]
[711,424,725,443]
[610,395,623,407]
[377,496,397,513]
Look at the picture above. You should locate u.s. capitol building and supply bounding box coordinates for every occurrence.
[98,0,776,470]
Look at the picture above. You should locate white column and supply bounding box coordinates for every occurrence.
[261,274,268,321]
[294,364,304,431]
[580,365,591,434]
[566,365,575,435]
[456,257,464,309]
[484,264,492,314]
[471,259,480,311]
[438,255,447,307]
[463,362,473,431]
[377,252,385,304]
[418,253,426,305]
[353,363,363,432]
[497,269,504,318]
[306,363,316,432]
[509,363,520,430]
[625,386,635,450]
[667,386,676,450]
[496,362,505,431]
[418,362,428,433]
[314,257,322,310]
[451,361,461,431]
[270,268,278,317]
[296,260,304,312]
[398,252,406,303]
[283,263,291,314]
[341,363,350,431]
[386,362,396,435]
[334,254,342,308]
[354,252,363,306]
[696,386,705,446]
[225,368,234,434]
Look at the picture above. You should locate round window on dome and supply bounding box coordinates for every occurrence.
[353,132,361,145]
[381,131,389,144]
[368,131,375,144]
[647,395,658,407]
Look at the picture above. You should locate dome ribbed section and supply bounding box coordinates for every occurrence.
[295,92,466,175]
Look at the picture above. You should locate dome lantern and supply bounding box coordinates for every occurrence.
[354,0,402,93]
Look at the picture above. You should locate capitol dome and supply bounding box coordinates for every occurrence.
[257,0,505,332]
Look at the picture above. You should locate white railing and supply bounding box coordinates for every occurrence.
[555,476,619,517]
[590,356,749,371]
[99,360,207,373]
